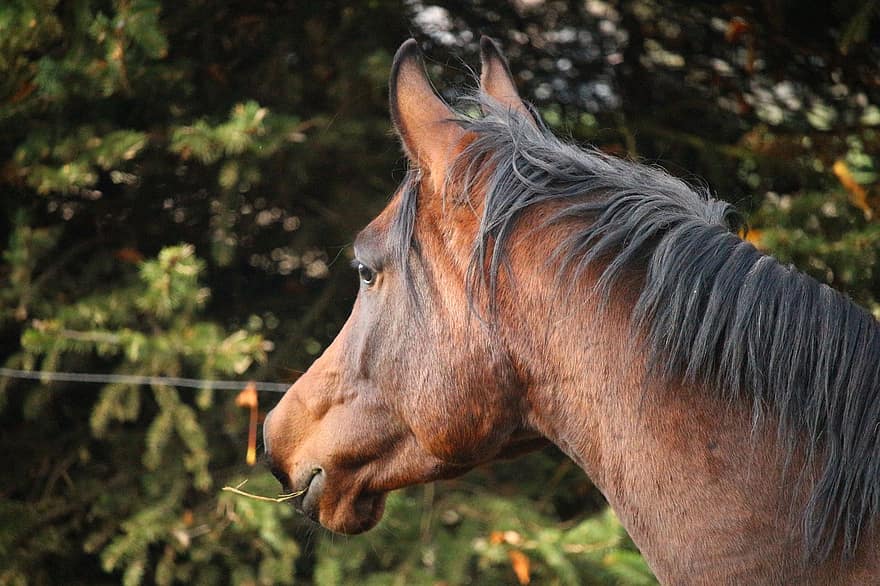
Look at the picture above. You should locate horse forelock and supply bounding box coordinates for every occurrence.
[389,91,880,562]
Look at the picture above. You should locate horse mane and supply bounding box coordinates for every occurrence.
[391,93,880,561]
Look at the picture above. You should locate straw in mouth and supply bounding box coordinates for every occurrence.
[221,479,306,503]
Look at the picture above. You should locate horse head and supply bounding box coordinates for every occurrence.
[262,38,545,534]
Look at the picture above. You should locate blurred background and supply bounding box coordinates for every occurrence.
[1,1,878,584]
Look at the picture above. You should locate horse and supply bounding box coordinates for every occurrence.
[263,37,880,583]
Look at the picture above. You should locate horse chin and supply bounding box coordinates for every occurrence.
[319,491,388,535]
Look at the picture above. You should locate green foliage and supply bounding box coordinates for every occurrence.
[0,210,61,326]
[167,101,305,265]
[14,127,147,194]
[170,101,302,167]
[1,240,285,584]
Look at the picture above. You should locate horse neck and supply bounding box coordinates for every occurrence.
[499,270,877,583]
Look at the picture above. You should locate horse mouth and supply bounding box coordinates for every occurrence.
[292,468,324,522]
[291,467,388,533]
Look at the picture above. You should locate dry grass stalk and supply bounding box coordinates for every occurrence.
[221,479,306,503]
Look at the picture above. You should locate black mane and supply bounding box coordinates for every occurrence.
[391,94,880,562]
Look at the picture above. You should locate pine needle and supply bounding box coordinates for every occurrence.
[221,479,306,503]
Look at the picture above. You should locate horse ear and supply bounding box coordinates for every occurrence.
[479,36,536,125]
[389,39,465,188]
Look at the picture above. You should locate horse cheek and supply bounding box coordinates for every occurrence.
[409,353,520,465]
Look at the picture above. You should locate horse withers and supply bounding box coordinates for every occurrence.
[263,38,880,583]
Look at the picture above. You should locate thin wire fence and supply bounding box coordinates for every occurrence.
[0,367,290,393]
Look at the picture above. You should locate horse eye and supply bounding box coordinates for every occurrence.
[357,263,375,286]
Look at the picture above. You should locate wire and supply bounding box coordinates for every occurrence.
[0,367,291,393]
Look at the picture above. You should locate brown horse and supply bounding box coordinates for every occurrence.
[263,38,880,583]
